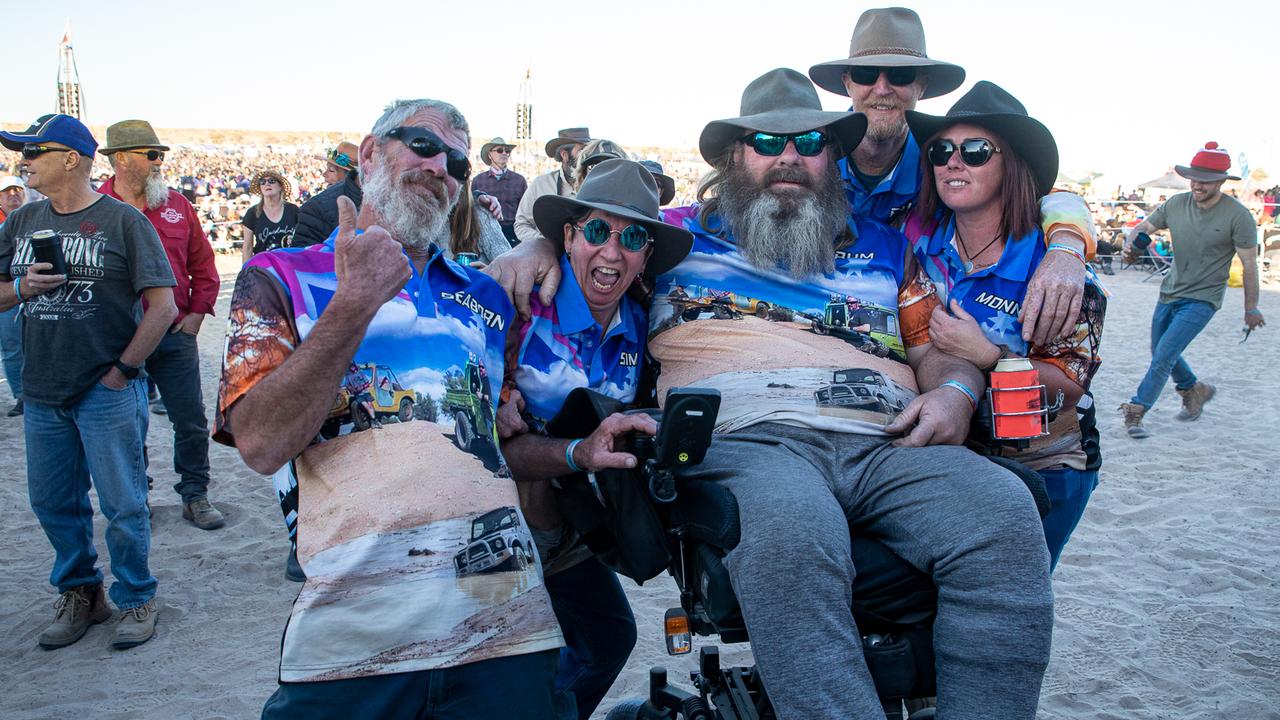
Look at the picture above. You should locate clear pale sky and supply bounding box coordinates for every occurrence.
[9,0,1278,186]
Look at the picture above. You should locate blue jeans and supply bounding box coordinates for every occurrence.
[1132,299,1216,409]
[1038,466,1099,571]
[144,330,212,502]
[25,379,156,609]
[544,557,637,720]
[0,304,22,399]
[261,649,574,720]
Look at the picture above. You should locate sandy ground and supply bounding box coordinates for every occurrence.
[1,268,1277,719]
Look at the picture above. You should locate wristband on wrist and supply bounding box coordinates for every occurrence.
[1246,308,1262,316]
[940,379,978,410]
[1047,243,1086,265]
[12,277,23,302]
[565,438,584,473]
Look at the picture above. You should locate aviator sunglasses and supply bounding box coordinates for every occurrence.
[847,66,919,87]
[739,131,828,157]
[21,145,73,160]
[572,218,652,252]
[385,126,472,182]
[927,138,1002,168]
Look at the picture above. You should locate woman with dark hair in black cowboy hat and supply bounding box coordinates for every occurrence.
[904,81,1108,571]
[496,158,692,719]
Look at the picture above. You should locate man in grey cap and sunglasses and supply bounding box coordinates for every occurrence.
[809,6,1096,346]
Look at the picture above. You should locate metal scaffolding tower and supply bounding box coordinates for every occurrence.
[56,23,85,119]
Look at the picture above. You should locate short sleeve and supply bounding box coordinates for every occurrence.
[0,218,14,281]
[1232,207,1257,249]
[241,205,259,233]
[213,267,299,447]
[1146,201,1168,231]
[897,265,940,348]
[125,211,178,292]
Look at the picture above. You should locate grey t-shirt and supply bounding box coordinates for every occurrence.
[1147,192,1255,310]
[0,195,176,407]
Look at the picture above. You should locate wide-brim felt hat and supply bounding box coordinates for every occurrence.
[808,7,965,100]
[533,158,693,278]
[545,127,591,158]
[699,68,867,164]
[250,170,292,201]
[906,80,1058,196]
[480,136,516,165]
[100,119,170,154]
[638,160,676,205]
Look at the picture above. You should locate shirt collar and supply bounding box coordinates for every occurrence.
[928,216,1041,282]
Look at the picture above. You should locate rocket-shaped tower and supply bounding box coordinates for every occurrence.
[56,23,85,119]
[514,68,534,168]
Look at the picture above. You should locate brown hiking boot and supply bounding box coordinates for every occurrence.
[1119,402,1151,439]
[1176,382,1216,421]
[112,598,159,649]
[38,583,113,649]
[183,497,225,530]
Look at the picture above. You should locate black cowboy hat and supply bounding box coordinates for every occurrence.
[906,80,1058,196]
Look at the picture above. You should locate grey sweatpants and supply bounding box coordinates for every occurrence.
[679,423,1053,720]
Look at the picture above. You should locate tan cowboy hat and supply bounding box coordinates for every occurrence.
[808,7,965,100]
[480,136,516,165]
[533,158,693,278]
[545,127,591,158]
[100,119,170,154]
[249,170,293,201]
[699,68,867,164]
[314,141,360,171]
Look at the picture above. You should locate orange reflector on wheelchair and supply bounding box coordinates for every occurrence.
[664,608,692,655]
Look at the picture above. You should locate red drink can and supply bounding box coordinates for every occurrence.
[989,357,1044,439]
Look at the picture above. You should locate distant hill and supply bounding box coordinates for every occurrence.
[0,122,365,147]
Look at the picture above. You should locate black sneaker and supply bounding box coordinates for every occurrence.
[6,400,22,417]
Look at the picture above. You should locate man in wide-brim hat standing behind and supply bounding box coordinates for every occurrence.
[514,127,591,245]
[98,119,225,531]
[472,136,527,243]
[1118,142,1264,439]
[808,6,1097,347]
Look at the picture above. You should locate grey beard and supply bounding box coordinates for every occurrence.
[717,164,847,278]
[144,173,170,210]
[361,164,455,250]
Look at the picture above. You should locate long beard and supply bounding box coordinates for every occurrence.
[144,173,170,210]
[361,162,456,250]
[716,161,847,278]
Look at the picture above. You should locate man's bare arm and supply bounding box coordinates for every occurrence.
[1237,245,1265,329]
[885,343,986,447]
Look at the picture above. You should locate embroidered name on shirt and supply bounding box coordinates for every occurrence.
[835,251,875,261]
[620,352,639,367]
[440,290,506,330]
[974,291,1021,316]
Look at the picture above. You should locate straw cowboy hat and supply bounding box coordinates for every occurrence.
[808,7,965,100]
[545,127,591,158]
[699,68,867,164]
[906,80,1059,196]
[533,158,693,278]
[99,119,170,154]
[479,137,516,165]
[249,170,293,201]
[1174,142,1241,182]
